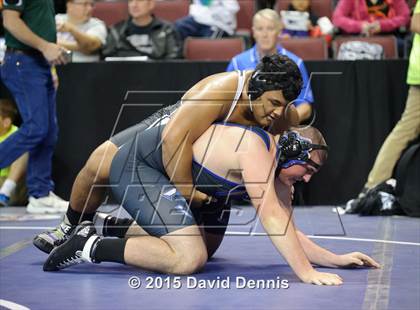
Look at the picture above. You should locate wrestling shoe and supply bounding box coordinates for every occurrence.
[43,221,100,272]
[27,192,68,214]
[33,215,75,254]
[0,194,10,207]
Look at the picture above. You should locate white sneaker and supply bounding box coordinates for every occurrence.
[27,192,68,214]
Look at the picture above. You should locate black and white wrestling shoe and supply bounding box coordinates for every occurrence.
[43,221,100,272]
[33,215,75,254]
[35,212,134,255]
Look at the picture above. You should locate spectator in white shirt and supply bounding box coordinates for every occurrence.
[56,0,107,62]
[175,0,239,40]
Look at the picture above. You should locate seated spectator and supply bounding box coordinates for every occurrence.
[281,0,319,38]
[0,99,28,207]
[175,0,239,40]
[226,9,313,123]
[332,0,410,36]
[56,0,107,62]
[102,0,181,59]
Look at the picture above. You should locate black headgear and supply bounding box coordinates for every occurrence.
[277,131,329,171]
[248,55,303,101]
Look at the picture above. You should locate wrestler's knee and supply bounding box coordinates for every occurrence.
[84,141,118,183]
[171,227,209,274]
[170,246,208,275]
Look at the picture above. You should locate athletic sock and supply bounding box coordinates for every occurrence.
[81,235,101,263]
[66,205,96,226]
[92,238,127,264]
[0,179,16,197]
[103,217,134,238]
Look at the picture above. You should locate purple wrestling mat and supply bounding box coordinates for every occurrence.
[0,206,419,310]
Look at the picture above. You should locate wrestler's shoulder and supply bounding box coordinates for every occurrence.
[191,70,251,92]
[198,71,234,85]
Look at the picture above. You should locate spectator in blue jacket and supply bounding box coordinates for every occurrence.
[227,9,313,123]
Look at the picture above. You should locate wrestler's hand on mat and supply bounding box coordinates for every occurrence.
[302,270,343,286]
[334,252,381,269]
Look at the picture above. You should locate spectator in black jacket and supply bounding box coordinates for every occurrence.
[102,0,181,59]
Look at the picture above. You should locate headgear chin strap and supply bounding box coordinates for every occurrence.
[277,131,329,170]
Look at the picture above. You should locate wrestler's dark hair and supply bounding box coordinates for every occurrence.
[0,99,17,123]
[248,54,303,102]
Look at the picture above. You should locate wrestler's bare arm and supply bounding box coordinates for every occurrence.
[238,135,343,285]
[161,72,237,202]
[274,177,380,269]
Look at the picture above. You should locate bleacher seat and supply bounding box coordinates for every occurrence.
[92,1,128,26]
[154,0,190,22]
[275,0,333,19]
[332,36,398,59]
[278,37,328,60]
[184,38,245,60]
[236,0,256,36]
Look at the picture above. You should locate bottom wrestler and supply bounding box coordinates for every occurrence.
[42,122,380,286]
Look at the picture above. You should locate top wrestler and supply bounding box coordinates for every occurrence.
[34,54,302,250]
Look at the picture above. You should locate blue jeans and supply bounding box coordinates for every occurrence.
[0,52,58,198]
[175,16,227,40]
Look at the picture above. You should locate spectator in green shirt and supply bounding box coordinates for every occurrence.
[1,0,69,213]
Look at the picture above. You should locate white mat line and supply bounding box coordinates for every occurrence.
[0,226,54,230]
[1,227,419,247]
[0,299,30,310]
[225,231,420,246]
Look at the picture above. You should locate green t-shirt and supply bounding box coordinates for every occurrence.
[0,125,18,177]
[407,1,420,85]
[3,0,56,50]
